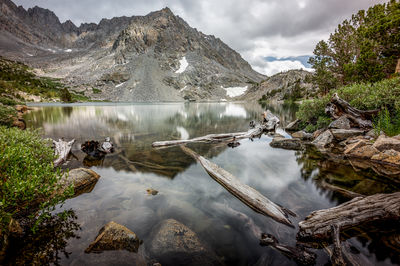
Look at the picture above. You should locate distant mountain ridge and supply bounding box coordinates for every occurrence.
[0,0,309,102]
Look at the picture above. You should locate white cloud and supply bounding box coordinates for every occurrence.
[253,60,313,76]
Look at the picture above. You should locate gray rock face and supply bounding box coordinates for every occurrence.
[85,221,141,253]
[0,2,265,102]
[148,219,220,266]
[331,129,364,141]
[329,116,351,130]
[270,137,304,150]
[311,130,334,149]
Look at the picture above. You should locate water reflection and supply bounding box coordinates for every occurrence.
[23,102,399,266]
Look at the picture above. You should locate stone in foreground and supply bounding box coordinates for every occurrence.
[85,221,141,253]
[60,168,100,196]
[148,219,220,266]
[311,130,334,149]
[270,137,304,150]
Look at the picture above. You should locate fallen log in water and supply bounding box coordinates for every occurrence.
[325,93,379,129]
[53,138,75,167]
[181,145,295,226]
[318,180,363,199]
[297,192,400,242]
[260,233,316,265]
[152,110,279,148]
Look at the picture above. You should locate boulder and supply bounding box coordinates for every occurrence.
[291,130,313,140]
[371,150,400,166]
[331,129,364,141]
[285,119,301,132]
[346,145,380,159]
[85,221,141,253]
[328,116,351,130]
[313,128,325,139]
[344,140,367,155]
[148,219,220,266]
[270,137,303,150]
[15,105,28,113]
[60,168,100,196]
[311,130,334,149]
[372,135,400,152]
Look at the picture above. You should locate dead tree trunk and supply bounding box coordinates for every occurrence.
[325,93,379,129]
[53,139,75,167]
[152,110,280,148]
[297,192,400,242]
[180,145,295,226]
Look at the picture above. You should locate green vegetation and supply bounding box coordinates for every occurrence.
[374,107,400,136]
[309,0,400,94]
[0,105,17,127]
[92,87,101,94]
[59,88,72,103]
[0,126,73,233]
[297,77,400,133]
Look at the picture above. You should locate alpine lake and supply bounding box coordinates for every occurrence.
[9,101,400,265]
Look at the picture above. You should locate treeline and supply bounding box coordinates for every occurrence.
[309,0,399,94]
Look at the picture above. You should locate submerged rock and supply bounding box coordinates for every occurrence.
[270,137,303,150]
[328,116,351,130]
[148,219,220,266]
[60,168,100,196]
[85,221,141,253]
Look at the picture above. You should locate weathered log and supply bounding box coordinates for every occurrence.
[152,110,280,148]
[53,138,75,167]
[297,192,400,242]
[325,93,379,129]
[180,145,295,226]
[331,224,346,266]
[260,233,316,265]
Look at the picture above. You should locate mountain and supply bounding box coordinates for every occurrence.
[0,0,266,102]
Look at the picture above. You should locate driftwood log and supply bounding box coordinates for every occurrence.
[297,192,400,242]
[318,180,363,199]
[325,93,379,129]
[260,233,316,265]
[53,139,75,167]
[181,145,295,226]
[152,110,279,148]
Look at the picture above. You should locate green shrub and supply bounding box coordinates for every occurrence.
[92,88,101,94]
[0,127,73,232]
[374,107,400,137]
[0,96,19,106]
[59,88,73,103]
[0,105,16,127]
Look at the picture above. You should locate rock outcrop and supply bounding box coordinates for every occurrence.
[0,0,265,102]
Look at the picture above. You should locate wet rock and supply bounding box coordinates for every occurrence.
[331,129,364,141]
[285,119,301,132]
[60,168,100,196]
[346,144,380,159]
[371,150,400,165]
[85,221,141,253]
[372,135,400,152]
[311,130,334,149]
[148,219,220,266]
[270,137,303,150]
[291,130,313,140]
[328,116,351,129]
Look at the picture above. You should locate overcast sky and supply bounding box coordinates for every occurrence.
[14,0,388,76]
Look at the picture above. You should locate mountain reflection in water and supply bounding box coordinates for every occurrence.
[19,102,399,266]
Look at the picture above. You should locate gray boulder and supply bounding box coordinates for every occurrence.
[60,168,100,196]
[148,219,220,266]
[311,130,334,149]
[328,116,351,129]
[285,119,301,132]
[291,130,313,141]
[270,137,303,150]
[330,129,364,141]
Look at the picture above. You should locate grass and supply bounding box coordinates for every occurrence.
[0,105,17,127]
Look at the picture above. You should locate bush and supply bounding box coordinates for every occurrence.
[59,88,73,103]
[92,88,101,94]
[296,77,400,131]
[0,105,17,127]
[0,96,19,106]
[0,127,73,232]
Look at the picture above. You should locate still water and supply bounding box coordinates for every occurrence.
[12,102,399,265]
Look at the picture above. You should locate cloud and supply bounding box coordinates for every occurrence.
[14,0,388,75]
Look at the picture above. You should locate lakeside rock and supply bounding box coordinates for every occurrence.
[311,130,334,149]
[285,119,301,132]
[328,116,351,130]
[148,219,220,266]
[85,221,141,253]
[60,168,100,196]
[331,128,365,141]
[372,134,400,152]
[291,130,313,140]
[270,136,304,150]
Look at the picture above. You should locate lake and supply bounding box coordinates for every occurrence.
[9,102,399,265]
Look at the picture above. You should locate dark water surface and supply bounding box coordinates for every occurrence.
[12,102,399,265]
